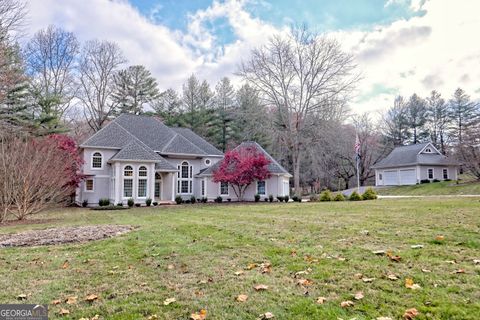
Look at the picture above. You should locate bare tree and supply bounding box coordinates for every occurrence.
[25,25,80,119]
[78,40,125,131]
[0,0,27,41]
[239,27,358,194]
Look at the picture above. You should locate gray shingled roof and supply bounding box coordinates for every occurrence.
[197,141,292,177]
[372,143,459,169]
[110,141,165,162]
[81,114,223,157]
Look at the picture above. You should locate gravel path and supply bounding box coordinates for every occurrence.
[0,225,134,248]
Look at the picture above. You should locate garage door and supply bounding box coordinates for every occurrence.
[384,170,398,185]
[399,169,416,185]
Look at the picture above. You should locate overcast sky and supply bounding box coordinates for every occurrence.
[24,0,480,114]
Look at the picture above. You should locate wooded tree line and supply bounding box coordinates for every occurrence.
[1,0,479,197]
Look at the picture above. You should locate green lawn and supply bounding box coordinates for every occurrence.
[377,180,480,196]
[1,199,479,319]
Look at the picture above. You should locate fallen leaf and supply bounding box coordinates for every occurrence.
[254,284,269,291]
[372,250,385,255]
[58,308,70,316]
[167,264,175,270]
[257,312,274,319]
[246,263,257,270]
[453,269,465,274]
[147,315,158,320]
[234,270,244,276]
[260,262,272,273]
[421,269,431,273]
[65,296,77,304]
[297,278,314,286]
[405,278,421,290]
[411,245,424,249]
[340,300,354,308]
[362,277,375,283]
[445,260,456,264]
[473,259,480,265]
[51,299,61,305]
[163,297,176,305]
[290,250,297,257]
[85,294,98,302]
[354,273,363,279]
[387,273,399,281]
[17,294,27,300]
[304,255,319,263]
[389,255,402,262]
[377,317,393,320]
[236,294,248,302]
[190,309,207,320]
[354,291,364,300]
[316,297,327,304]
[62,260,69,269]
[403,308,419,319]
[435,235,445,241]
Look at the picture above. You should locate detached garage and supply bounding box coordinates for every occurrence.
[372,143,459,186]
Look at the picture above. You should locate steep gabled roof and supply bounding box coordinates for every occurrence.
[172,127,223,156]
[80,122,134,149]
[110,140,165,162]
[197,141,292,177]
[372,142,459,169]
[161,133,208,155]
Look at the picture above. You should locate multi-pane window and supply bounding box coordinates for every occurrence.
[220,182,229,195]
[428,168,434,179]
[123,165,133,197]
[138,166,148,197]
[92,152,102,168]
[443,168,448,179]
[177,161,193,194]
[257,181,266,195]
[85,179,94,191]
[201,180,205,196]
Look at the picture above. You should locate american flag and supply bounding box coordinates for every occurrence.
[354,134,360,158]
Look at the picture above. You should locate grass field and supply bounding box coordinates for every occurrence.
[1,199,479,319]
[377,180,480,196]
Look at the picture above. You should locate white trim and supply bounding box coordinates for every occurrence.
[81,146,120,150]
[204,158,212,166]
[122,164,134,199]
[418,143,441,155]
[219,181,229,196]
[178,161,193,194]
[160,152,223,158]
[84,178,94,192]
[91,151,104,170]
[427,167,434,180]
[256,180,266,196]
[109,159,159,163]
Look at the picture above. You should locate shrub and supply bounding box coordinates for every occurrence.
[432,179,440,183]
[420,179,430,184]
[116,202,123,207]
[349,191,363,201]
[227,198,232,202]
[309,194,319,202]
[152,201,158,206]
[215,196,223,203]
[291,195,299,202]
[333,193,345,201]
[284,195,289,202]
[362,188,378,200]
[319,190,333,202]
[82,200,88,207]
[146,198,152,206]
[135,203,141,207]
[175,196,183,205]
[127,198,134,207]
[99,198,110,207]
[185,199,191,204]
[445,178,452,182]
[254,194,260,202]
[264,198,269,202]
[91,206,129,211]
[190,196,196,204]
[277,196,284,202]
[201,197,208,203]
[269,194,274,203]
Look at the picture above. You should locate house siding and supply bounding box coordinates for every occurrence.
[419,165,457,181]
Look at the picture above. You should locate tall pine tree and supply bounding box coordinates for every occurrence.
[448,88,478,144]
[426,90,450,153]
[211,77,237,152]
[406,93,428,144]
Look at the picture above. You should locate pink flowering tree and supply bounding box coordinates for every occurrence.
[213,146,271,201]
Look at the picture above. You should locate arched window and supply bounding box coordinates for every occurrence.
[138,166,148,197]
[177,161,193,194]
[123,165,133,197]
[92,152,102,169]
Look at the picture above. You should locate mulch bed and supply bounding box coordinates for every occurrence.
[0,225,134,248]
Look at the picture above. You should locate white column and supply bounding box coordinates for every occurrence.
[149,163,155,200]
[114,162,121,204]
[171,173,175,201]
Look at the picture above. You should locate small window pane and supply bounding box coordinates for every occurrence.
[220,182,228,195]
[428,169,433,179]
[123,179,133,197]
[92,152,102,168]
[85,179,94,191]
[181,180,189,193]
[138,179,147,197]
[155,181,161,198]
[139,166,147,177]
[201,180,205,196]
[443,169,448,179]
[257,181,266,195]
[181,162,189,178]
[124,166,133,176]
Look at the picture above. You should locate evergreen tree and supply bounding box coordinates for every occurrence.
[153,88,182,126]
[426,90,449,153]
[181,74,200,129]
[406,93,428,144]
[382,96,410,146]
[448,88,478,144]
[112,65,160,115]
[211,77,237,151]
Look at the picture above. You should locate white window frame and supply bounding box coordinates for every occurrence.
[201,179,205,196]
[84,178,94,192]
[91,151,103,170]
[219,181,229,196]
[123,165,134,199]
[178,161,193,194]
[256,180,266,195]
[427,168,434,180]
[137,166,148,198]
[204,158,212,166]
[442,168,448,180]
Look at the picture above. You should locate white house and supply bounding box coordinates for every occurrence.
[372,142,459,186]
[77,114,291,205]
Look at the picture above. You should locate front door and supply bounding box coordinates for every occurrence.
[155,173,162,201]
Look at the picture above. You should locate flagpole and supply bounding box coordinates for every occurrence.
[356,153,360,191]
[355,132,360,191]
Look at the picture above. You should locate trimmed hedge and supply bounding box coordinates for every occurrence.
[333,193,345,201]
[362,188,378,200]
[349,191,363,201]
[319,190,333,201]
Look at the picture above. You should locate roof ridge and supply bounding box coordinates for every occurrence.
[237,141,289,174]
[113,121,160,155]
[162,132,207,155]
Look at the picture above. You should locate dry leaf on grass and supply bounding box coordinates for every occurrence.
[297,278,314,286]
[147,315,158,320]
[65,296,77,304]
[62,260,69,269]
[421,268,431,273]
[435,235,445,241]
[403,308,419,319]
[167,264,175,270]
[387,273,399,281]
[354,292,364,300]
[190,309,207,320]
[354,273,363,279]
[17,294,27,300]
[234,270,244,276]
[246,263,257,270]
[51,299,61,305]
[377,317,393,320]
[163,297,176,305]
[473,259,480,265]
[257,312,274,319]
[236,294,248,302]
[405,278,421,290]
[362,277,375,283]
[260,262,272,273]
[340,300,354,308]
[372,250,386,255]
[58,308,70,316]
[254,284,269,291]
[411,245,424,249]
[316,297,327,304]
[85,294,98,302]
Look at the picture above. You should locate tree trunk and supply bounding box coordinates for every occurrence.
[292,148,301,196]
